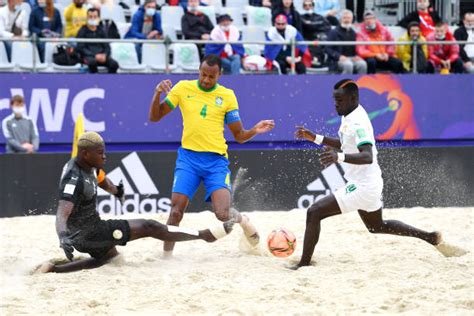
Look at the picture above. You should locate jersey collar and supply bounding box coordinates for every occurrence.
[197,80,218,93]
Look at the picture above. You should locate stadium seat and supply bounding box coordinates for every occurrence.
[171,43,200,73]
[11,42,47,71]
[243,44,262,56]
[161,6,185,33]
[226,0,249,8]
[44,42,82,72]
[54,3,66,26]
[116,22,131,38]
[101,4,126,24]
[293,0,304,14]
[130,4,140,18]
[142,43,176,72]
[245,6,272,31]
[387,26,405,40]
[241,25,266,51]
[110,42,147,72]
[56,0,72,7]
[162,25,177,41]
[218,7,244,28]
[208,0,223,13]
[198,6,217,26]
[0,42,15,71]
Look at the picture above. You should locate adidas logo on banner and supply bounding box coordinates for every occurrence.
[297,163,348,209]
[97,152,171,216]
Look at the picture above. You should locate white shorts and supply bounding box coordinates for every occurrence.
[334,180,383,213]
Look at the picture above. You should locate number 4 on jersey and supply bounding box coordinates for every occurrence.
[200,104,207,118]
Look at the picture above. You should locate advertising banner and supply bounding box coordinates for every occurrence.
[1,74,473,145]
[1,147,472,218]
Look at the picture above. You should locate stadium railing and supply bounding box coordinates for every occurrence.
[2,35,473,75]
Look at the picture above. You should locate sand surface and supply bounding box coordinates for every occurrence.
[0,208,473,315]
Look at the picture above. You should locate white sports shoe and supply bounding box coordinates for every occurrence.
[435,241,468,257]
[240,214,260,247]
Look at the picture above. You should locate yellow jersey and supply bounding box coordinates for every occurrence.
[165,80,239,156]
[64,3,87,38]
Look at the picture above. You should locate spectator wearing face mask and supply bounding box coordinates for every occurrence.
[398,0,441,38]
[0,0,29,61]
[125,0,162,62]
[264,14,308,74]
[454,12,474,73]
[181,0,213,41]
[427,22,463,74]
[272,0,302,33]
[2,95,39,154]
[356,11,404,74]
[205,14,244,75]
[396,21,433,73]
[29,0,63,62]
[300,0,331,67]
[326,9,366,74]
[77,8,118,73]
[64,0,87,37]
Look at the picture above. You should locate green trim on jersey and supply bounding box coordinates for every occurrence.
[197,80,218,93]
[165,98,175,110]
[357,141,373,147]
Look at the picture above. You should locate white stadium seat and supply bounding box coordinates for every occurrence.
[161,6,185,33]
[44,42,82,72]
[198,6,217,26]
[245,6,272,31]
[142,43,176,72]
[11,42,47,71]
[0,42,15,71]
[171,43,200,73]
[226,0,249,8]
[218,7,244,28]
[111,42,147,72]
[101,4,126,24]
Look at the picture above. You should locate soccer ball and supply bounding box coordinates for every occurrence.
[267,228,296,257]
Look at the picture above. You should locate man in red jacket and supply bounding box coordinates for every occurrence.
[427,22,464,73]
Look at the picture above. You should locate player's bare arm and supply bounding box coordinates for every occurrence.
[319,144,373,167]
[98,177,124,203]
[295,126,342,149]
[149,80,173,122]
[55,200,78,261]
[228,120,275,144]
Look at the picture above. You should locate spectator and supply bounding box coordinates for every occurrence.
[300,0,331,67]
[264,14,308,74]
[28,0,62,62]
[454,12,474,73]
[272,0,302,32]
[356,11,404,74]
[398,0,441,38]
[0,0,29,61]
[64,0,87,38]
[89,1,120,39]
[326,9,366,74]
[427,22,463,74]
[181,0,213,40]
[125,0,162,62]
[205,14,244,75]
[77,8,118,73]
[314,0,340,26]
[396,21,433,73]
[2,95,39,154]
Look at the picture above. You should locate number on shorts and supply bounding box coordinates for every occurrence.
[200,104,207,118]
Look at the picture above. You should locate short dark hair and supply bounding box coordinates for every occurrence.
[201,54,222,70]
[407,21,420,32]
[87,7,100,16]
[334,79,359,98]
[463,12,473,19]
[10,95,24,105]
[435,21,445,28]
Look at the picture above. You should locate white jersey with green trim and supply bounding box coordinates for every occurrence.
[338,104,382,184]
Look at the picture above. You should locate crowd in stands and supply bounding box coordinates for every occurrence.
[0,0,473,74]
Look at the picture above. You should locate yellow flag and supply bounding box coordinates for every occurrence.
[71,113,85,157]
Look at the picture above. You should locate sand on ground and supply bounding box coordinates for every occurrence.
[0,207,473,315]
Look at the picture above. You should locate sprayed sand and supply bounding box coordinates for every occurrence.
[0,208,473,315]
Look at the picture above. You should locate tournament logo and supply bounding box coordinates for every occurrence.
[215,96,223,107]
[326,74,420,140]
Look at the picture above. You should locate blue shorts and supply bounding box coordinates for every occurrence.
[172,147,232,202]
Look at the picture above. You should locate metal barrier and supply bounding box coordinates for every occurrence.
[2,35,473,75]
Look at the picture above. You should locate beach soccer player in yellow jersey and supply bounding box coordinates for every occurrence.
[148,54,275,256]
